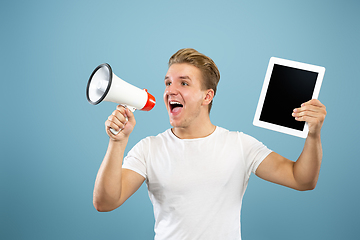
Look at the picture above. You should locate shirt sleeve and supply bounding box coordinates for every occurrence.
[122,138,148,179]
[240,132,272,176]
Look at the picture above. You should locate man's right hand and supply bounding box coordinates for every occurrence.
[94,105,141,212]
[105,105,136,141]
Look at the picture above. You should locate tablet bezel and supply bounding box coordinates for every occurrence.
[253,57,325,138]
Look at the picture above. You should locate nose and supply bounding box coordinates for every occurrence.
[165,83,178,96]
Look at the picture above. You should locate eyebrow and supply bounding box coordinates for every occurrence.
[179,76,191,80]
[164,75,191,81]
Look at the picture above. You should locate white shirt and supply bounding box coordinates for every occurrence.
[123,127,272,240]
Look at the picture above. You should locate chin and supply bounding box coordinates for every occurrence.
[169,119,183,128]
[169,121,179,127]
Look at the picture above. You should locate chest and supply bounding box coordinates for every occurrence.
[145,139,246,200]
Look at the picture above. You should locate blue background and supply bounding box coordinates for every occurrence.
[1,0,359,239]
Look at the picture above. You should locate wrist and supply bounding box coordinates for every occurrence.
[109,136,129,147]
[307,131,321,141]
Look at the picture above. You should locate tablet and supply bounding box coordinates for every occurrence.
[253,57,325,138]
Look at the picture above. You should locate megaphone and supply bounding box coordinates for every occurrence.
[86,63,156,134]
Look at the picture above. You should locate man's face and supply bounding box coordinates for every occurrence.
[163,63,210,128]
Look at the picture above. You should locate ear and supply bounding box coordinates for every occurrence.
[202,89,214,106]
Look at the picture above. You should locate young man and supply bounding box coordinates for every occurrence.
[93,48,327,239]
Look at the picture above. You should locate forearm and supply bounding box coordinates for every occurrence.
[293,133,323,190]
[93,138,128,211]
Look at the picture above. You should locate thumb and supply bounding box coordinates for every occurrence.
[118,107,136,137]
[125,108,136,126]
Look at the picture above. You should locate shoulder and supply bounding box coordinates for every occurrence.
[215,126,247,140]
[126,129,171,158]
[134,129,173,147]
[215,127,266,148]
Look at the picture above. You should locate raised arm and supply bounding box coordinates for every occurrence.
[93,105,145,212]
[255,99,327,191]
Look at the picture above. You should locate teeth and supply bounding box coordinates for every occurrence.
[170,101,182,105]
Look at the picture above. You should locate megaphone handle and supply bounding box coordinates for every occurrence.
[109,128,121,135]
[109,105,135,135]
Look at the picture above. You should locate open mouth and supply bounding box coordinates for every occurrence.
[169,101,183,112]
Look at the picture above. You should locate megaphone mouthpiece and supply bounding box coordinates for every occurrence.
[141,89,156,111]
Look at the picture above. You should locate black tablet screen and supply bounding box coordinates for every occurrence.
[259,64,318,130]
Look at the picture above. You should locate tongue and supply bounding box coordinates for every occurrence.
[171,106,182,114]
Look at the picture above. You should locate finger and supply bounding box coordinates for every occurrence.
[301,99,325,109]
[112,106,129,122]
[293,106,324,117]
[294,113,322,122]
[294,101,326,115]
[107,114,126,129]
[293,108,326,122]
[112,110,127,124]
[105,106,128,132]
[125,108,135,123]
[116,104,127,111]
[105,119,122,132]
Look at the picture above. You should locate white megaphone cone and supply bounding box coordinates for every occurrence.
[86,63,156,134]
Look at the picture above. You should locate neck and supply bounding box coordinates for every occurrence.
[171,118,216,139]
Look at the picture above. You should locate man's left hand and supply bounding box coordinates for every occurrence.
[292,99,327,137]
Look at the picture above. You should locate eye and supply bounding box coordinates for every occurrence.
[165,81,172,86]
[181,81,189,86]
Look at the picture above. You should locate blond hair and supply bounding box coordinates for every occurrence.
[168,48,220,112]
